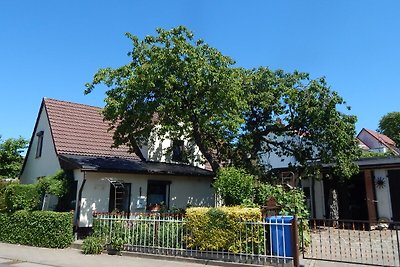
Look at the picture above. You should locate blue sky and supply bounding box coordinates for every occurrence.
[1,1,399,140]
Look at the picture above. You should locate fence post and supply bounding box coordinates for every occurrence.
[291,216,300,267]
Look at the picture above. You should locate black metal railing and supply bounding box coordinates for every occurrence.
[300,218,400,266]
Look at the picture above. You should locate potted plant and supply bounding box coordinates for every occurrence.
[107,236,124,255]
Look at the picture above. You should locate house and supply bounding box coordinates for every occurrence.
[357,128,400,155]
[262,128,400,223]
[20,98,215,230]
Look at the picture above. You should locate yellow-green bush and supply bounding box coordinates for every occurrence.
[186,207,264,253]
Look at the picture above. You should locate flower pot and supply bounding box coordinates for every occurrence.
[107,247,120,255]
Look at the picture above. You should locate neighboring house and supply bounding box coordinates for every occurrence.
[357,128,400,155]
[263,128,400,223]
[20,98,215,230]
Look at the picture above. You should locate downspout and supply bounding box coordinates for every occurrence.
[75,171,87,231]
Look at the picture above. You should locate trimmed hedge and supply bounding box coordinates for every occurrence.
[0,210,73,248]
[4,183,40,212]
[186,207,264,253]
[0,182,8,211]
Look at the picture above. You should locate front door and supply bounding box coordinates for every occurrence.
[109,183,131,213]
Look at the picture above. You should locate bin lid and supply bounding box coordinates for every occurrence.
[266,215,294,222]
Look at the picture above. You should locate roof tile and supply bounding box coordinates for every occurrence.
[44,98,139,160]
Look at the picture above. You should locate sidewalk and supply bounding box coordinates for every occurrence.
[0,242,224,267]
[0,242,374,267]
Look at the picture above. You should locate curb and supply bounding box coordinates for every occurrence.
[71,241,275,267]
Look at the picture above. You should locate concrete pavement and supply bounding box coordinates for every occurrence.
[0,242,223,267]
[0,242,376,267]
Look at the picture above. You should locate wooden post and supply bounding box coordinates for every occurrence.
[364,170,377,227]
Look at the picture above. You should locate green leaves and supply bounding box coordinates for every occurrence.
[238,68,360,178]
[86,26,246,171]
[37,170,68,198]
[213,167,255,206]
[4,183,40,212]
[0,211,73,248]
[0,136,28,178]
[378,111,400,146]
[85,25,360,179]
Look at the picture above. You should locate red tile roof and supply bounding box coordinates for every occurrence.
[362,128,396,146]
[44,98,139,160]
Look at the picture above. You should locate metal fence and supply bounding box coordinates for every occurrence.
[301,218,400,266]
[93,212,297,266]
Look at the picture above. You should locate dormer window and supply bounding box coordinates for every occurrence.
[36,131,44,158]
[172,140,184,162]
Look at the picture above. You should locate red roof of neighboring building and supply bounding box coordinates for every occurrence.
[44,98,139,160]
[362,128,396,146]
[357,128,399,155]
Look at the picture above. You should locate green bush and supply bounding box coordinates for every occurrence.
[37,170,68,198]
[4,184,40,212]
[0,182,9,211]
[0,210,73,248]
[254,184,310,247]
[82,236,104,254]
[185,207,264,253]
[254,183,309,218]
[213,167,255,205]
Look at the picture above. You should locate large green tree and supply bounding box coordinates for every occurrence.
[378,111,400,146]
[85,26,360,178]
[236,67,360,178]
[85,26,246,171]
[0,136,28,178]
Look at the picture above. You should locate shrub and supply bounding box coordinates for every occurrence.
[4,183,40,212]
[185,207,264,253]
[254,183,309,218]
[0,182,9,211]
[37,170,68,198]
[0,210,73,248]
[82,236,104,254]
[254,184,310,247]
[213,167,255,205]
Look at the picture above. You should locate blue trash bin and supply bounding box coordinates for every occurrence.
[267,215,293,257]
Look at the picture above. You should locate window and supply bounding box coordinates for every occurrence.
[35,131,44,158]
[172,140,184,162]
[147,180,170,210]
[109,182,131,213]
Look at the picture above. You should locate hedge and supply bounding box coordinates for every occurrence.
[0,182,8,211]
[4,183,40,212]
[185,207,264,253]
[0,210,73,248]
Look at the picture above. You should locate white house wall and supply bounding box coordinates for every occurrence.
[147,126,206,168]
[259,134,298,170]
[20,107,60,184]
[358,130,386,152]
[313,179,325,219]
[78,172,215,227]
[374,169,393,220]
[301,177,325,219]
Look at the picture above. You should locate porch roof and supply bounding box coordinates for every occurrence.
[59,154,215,177]
[355,156,400,169]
